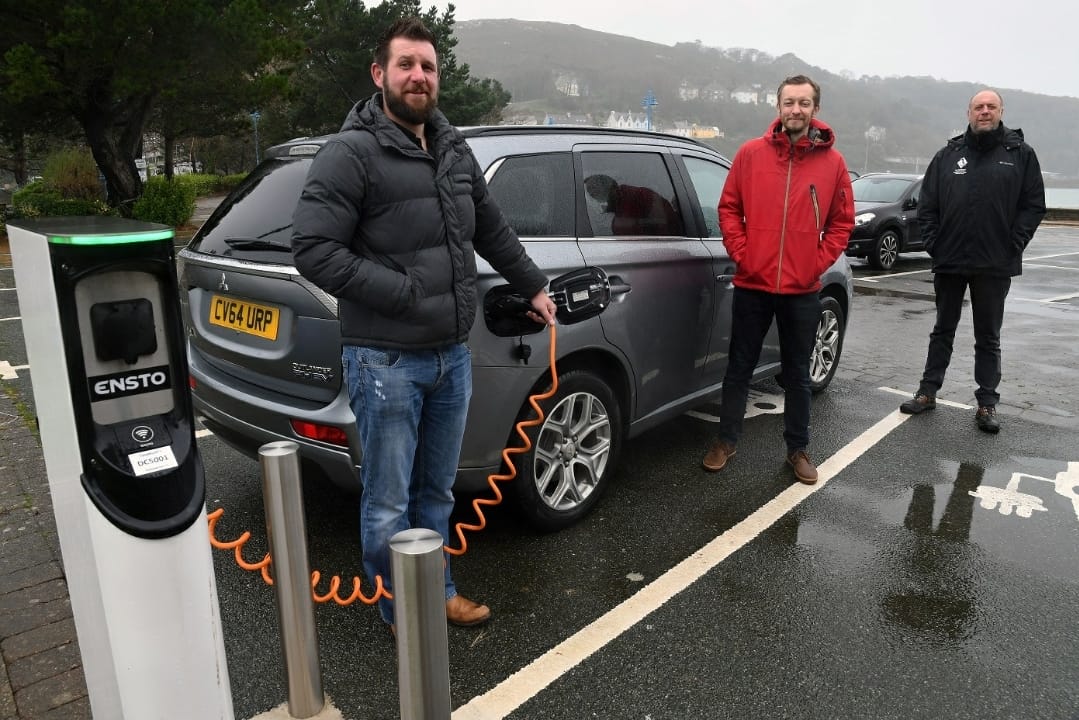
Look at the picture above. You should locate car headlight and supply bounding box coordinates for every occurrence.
[854,212,876,226]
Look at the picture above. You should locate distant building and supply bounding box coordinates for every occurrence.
[731,87,760,105]
[542,112,595,126]
[678,82,699,101]
[554,73,582,97]
[605,111,650,130]
[668,120,693,137]
[689,125,723,140]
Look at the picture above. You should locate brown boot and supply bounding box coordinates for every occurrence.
[786,449,818,485]
[702,439,737,472]
[446,594,491,627]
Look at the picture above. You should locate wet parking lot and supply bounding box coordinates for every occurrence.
[1,225,1077,719]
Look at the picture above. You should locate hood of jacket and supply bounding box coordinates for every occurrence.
[948,123,1026,152]
[340,92,460,157]
[765,117,838,158]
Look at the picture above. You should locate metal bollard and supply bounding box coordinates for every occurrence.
[260,441,324,718]
[391,528,451,720]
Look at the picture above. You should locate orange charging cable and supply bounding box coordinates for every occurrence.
[208,323,559,605]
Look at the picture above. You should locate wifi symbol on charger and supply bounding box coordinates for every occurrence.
[132,426,155,443]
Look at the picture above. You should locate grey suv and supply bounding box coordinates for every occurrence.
[178,126,853,531]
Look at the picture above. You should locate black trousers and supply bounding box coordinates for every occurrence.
[917,272,1011,408]
[718,287,820,452]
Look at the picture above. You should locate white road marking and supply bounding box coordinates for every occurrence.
[0,316,21,322]
[195,428,214,438]
[878,386,972,409]
[0,360,29,380]
[453,409,910,720]
[0,287,17,291]
[1023,263,1079,271]
[1025,250,1079,261]
[855,267,931,283]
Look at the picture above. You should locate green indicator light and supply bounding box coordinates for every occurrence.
[48,229,174,245]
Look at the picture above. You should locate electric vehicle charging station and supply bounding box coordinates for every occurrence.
[8,217,234,719]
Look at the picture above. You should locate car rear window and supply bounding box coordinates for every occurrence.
[487,153,575,237]
[187,157,312,262]
[853,176,914,203]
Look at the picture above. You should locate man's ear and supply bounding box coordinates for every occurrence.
[371,63,384,89]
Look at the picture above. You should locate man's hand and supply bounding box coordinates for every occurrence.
[529,290,557,326]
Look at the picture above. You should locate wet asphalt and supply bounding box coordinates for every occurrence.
[1,225,1077,719]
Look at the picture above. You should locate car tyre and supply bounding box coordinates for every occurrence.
[869,229,900,270]
[510,370,622,532]
[809,295,845,393]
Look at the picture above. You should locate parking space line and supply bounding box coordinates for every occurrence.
[453,410,910,720]
[878,386,972,409]
[1,316,20,322]
[1024,263,1079,271]
[1026,250,1079,261]
[854,267,930,283]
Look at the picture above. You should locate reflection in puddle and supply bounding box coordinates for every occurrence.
[880,463,982,642]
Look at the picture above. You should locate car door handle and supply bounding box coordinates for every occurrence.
[716,274,734,283]
[609,280,631,297]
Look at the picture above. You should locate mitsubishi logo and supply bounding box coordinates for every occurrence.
[218,273,229,293]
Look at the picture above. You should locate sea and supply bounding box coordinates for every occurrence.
[1046,187,1079,209]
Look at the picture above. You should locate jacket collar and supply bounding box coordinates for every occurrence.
[343,92,458,157]
[766,117,837,156]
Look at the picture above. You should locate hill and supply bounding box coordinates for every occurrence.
[453,19,1079,179]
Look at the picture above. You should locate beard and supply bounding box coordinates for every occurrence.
[384,85,438,126]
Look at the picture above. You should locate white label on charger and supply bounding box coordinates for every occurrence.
[128,446,178,477]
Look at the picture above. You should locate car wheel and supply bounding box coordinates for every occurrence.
[510,370,622,532]
[869,229,900,270]
[809,295,845,393]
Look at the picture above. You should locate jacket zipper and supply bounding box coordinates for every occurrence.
[777,156,793,291]
[810,184,822,245]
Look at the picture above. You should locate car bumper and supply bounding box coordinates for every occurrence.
[188,339,363,492]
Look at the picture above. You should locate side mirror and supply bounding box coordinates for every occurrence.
[903,196,918,210]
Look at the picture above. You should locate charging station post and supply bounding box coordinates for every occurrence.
[8,217,234,719]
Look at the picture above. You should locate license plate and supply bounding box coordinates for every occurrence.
[208,295,280,340]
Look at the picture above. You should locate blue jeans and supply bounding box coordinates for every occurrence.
[918,273,1011,408]
[342,343,472,625]
[717,288,821,452]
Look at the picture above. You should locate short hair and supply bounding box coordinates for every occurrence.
[373,17,438,69]
[777,75,821,107]
[969,88,1004,109]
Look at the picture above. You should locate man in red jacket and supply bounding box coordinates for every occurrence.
[701,75,854,484]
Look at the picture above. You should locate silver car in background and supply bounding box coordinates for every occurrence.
[178,126,854,531]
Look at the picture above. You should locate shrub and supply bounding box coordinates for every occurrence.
[175,173,245,196]
[131,176,197,227]
[42,147,103,201]
[8,180,113,219]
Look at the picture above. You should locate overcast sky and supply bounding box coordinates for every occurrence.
[443,0,1079,101]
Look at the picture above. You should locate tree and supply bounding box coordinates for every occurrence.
[0,0,296,213]
[283,0,510,138]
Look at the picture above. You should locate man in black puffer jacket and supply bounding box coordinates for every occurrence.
[292,17,556,634]
[899,89,1045,433]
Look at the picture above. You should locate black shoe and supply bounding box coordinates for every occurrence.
[976,406,1000,434]
[900,393,936,414]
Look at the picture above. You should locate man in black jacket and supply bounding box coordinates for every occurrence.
[899,89,1045,432]
[292,18,556,633]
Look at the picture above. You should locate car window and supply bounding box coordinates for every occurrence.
[852,176,914,203]
[681,156,729,238]
[580,152,684,237]
[487,153,574,237]
[188,157,310,260]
